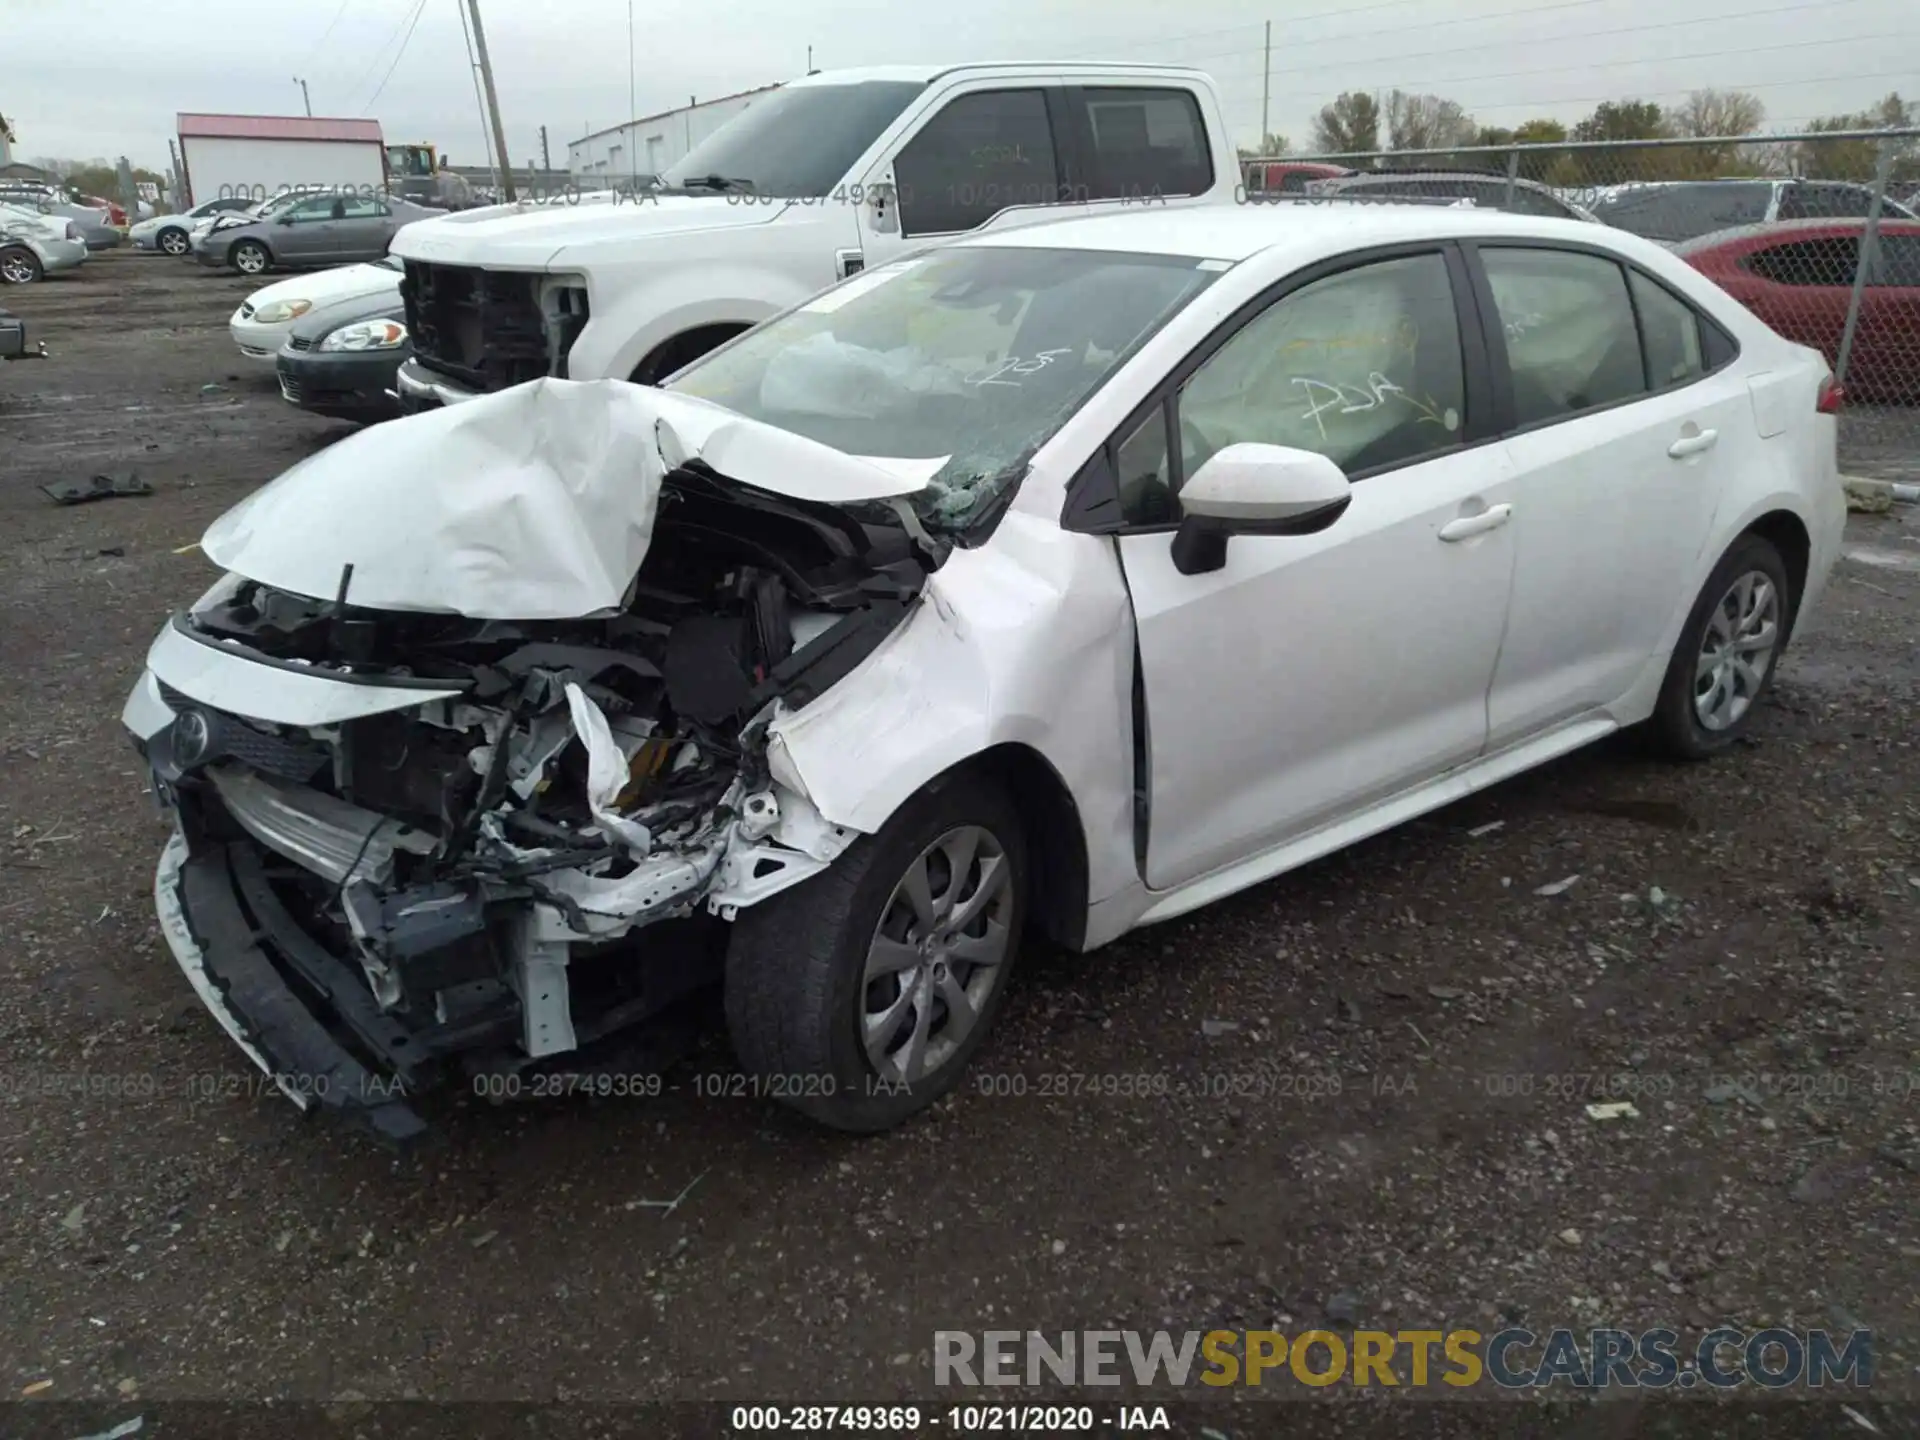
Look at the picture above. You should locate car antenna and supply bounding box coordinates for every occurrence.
[330,562,355,614]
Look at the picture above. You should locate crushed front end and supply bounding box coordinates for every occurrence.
[126,466,927,1142]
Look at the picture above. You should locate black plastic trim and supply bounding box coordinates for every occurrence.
[169,612,472,692]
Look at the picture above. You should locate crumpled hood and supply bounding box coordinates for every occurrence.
[199,378,928,621]
[391,195,788,268]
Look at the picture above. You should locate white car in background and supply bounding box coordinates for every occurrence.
[0,203,89,282]
[130,197,257,255]
[125,203,1842,1142]
[229,255,403,361]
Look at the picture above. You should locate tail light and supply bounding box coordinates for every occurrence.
[64,221,79,241]
[1816,375,1845,414]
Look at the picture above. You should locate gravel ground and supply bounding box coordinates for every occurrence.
[2,251,1919,1435]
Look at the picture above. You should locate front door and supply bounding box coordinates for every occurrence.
[1115,249,1518,890]
[854,83,1083,271]
[334,195,394,261]
[272,195,341,262]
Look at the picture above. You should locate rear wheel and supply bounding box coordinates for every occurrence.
[1648,533,1791,759]
[230,239,270,275]
[724,772,1027,1131]
[0,246,42,284]
[157,227,189,256]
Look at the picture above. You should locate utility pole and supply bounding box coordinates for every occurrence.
[465,0,516,202]
[1259,23,1271,150]
[168,137,187,205]
[294,77,312,117]
[539,125,550,172]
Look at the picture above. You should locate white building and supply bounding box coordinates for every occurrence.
[177,113,387,205]
[567,85,783,183]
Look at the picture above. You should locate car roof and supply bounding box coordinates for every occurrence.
[952,202,1604,263]
[1330,170,1553,189]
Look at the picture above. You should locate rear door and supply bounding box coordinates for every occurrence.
[1473,242,1747,744]
[333,195,393,261]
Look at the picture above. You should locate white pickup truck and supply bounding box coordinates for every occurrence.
[390,63,1241,407]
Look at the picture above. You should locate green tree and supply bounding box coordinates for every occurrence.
[1237,133,1290,159]
[1312,91,1380,157]
[1571,100,1677,183]
[1386,91,1478,153]
[1796,93,1918,182]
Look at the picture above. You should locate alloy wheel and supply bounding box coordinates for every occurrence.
[861,824,1014,1085]
[0,251,37,284]
[1694,570,1780,731]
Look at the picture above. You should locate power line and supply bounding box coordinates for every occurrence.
[364,0,429,113]
[1254,28,1914,104]
[314,0,353,51]
[1239,63,1919,124]
[344,0,429,105]
[1199,0,1878,80]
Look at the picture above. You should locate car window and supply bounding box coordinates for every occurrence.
[1628,271,1706,387]
[669,244,1217,531]
[1482,247,1646,426]
[1506,185,1575,218]
[1871,234,1920,286]
[1114,403,1176,526]
[284,196,338,223]
[1776,183,1874,220]
[1277,170,1316,194]
[1169,252,1466,496]
[1743,237,1860,287]
[1592,183,1771,242]
[894,89,1061,237]
[340,196,386,219]
[1079,87,1212,200]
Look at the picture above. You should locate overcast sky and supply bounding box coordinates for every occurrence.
[9,0,1916,170]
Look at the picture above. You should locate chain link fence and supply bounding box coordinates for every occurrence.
[1243,128,1920,482]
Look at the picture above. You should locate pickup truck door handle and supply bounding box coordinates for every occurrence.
[1667,429,1719,458]
[1438,503,1513,542]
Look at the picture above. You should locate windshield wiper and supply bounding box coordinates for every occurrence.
[675,174,756,193]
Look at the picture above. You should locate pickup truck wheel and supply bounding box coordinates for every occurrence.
[724,772,1028,1132]
[230,239,270,275]
[157,227,190,256]
[0,246,43,285]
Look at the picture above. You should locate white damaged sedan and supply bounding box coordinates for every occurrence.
[124,204,1844,1141]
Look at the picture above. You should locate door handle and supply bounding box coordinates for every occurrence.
[1438,503,1512,542]
[1667,429,1719,458]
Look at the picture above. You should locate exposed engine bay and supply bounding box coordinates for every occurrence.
[133,464,932,1124]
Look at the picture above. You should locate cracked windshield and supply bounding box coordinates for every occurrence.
[667,246,1221,527]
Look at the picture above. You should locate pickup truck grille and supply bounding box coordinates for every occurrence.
[401,261,582,392]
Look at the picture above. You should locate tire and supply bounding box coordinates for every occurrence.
[1647,533,1792,759]
[724,771,1028,1132]
[230,239,270,275]
[157,227,189,256]
[0,246,42,285]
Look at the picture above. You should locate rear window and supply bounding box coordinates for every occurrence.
[1743,237,1860,287]
[1592,183,1771,242]
[1078,88,1213,200]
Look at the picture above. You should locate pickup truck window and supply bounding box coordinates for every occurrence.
[653,81,925,198]
[1079,88,1213,200]
[894,90,1062,238]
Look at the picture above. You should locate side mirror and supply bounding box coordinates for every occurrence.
[1170,443,1352,576]
[276,213,295,225]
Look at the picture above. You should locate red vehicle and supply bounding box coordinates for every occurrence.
[76,195,128,227]
[1241,160,1353,196]
[1681,219,1920,402]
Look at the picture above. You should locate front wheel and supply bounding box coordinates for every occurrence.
[0,246,43,284]
[230,239,270,275]
[1647,533,1791,759]
[157,227,189,256]
[724,772,1028,1132]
